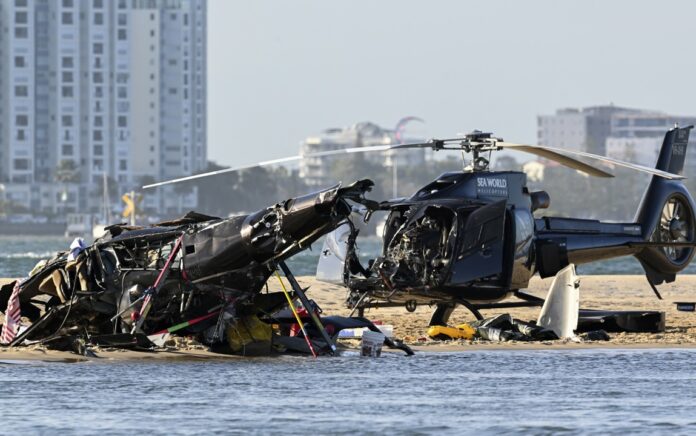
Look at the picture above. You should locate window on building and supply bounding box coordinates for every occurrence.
[94,57,102,69]
[95,86,103,98]
[117,86,127,98]
[62,115,72,126]
[16,115,28,126]
[94,145,103,155]
[93,159,103,171]
[93,130,102,141]
[63,0,74,7]
[62,12,73,25]
[118,13,127,26]
[15,27,28,38]
[118,0,126,9]
[93,72,103,83]
[14,56,25,67]
[64,130,71,140]
[116,73,129,84]
[119,160,127,171]
[118,29,127,40]
[14,85,28,97]
[62,57,73,68]
[15,11,28,24]
[169,88,177,95]
[14,159,29,170]
[94,116,103,127]
[93,43,103,54]
[62,144,73,156]
[93,12,103,25]
[117,116,127,127]
[150,13,155,20]
[62,86,73,98]
[16,129,25,140]
[93,0,102,8]
[183,14,188,26]
[62,71,73,83]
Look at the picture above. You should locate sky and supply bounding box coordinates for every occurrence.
[208,0,696,167]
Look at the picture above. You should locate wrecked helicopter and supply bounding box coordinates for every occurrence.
[0,180,412,356]
[313,126,696,326]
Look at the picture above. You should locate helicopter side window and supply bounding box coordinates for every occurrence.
[459,200,507,256]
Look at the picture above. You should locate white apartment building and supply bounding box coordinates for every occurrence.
[299,121,426,188]
[0,0,207,216]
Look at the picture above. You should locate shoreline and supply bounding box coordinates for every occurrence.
[3,342,696,364]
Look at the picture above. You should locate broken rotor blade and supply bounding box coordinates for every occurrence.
[498,142,685,180]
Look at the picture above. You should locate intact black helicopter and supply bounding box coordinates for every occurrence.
[144,125,696,327]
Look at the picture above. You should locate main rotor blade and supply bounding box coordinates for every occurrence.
[142,145,396,189]
[496,142,613,178]
[499,142,685,180]
[142,155,304,188]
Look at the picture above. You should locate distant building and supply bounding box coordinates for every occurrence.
[0,0,207,216]
[537,105,639,155]
[538,105,696,173]
[606,112,696,168]
[299,120,426,188]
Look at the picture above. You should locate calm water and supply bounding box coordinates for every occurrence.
[1,349,696,434]
[2,235,696,278]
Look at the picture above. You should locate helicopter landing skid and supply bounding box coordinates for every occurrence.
[350,291,546,325]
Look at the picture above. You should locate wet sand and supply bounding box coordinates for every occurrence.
[2,275,696,361]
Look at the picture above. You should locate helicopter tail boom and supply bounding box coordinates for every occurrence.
[633,125,696,284]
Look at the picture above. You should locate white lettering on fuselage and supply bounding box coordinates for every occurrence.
[477,177,508,189]
[476,177,508,197]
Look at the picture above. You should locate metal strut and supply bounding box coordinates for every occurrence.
[277,261,337,355]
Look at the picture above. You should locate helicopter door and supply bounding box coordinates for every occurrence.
[448,200,507,285]
[316,223,351,285]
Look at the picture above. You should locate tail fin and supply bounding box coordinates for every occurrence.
[654,125,692,174]
[634,126,696,284]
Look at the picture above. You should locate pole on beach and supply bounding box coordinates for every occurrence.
[275,270,317,358]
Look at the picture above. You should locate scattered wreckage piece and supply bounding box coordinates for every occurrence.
[577,309,665,333]
[428,314,559,342]
[0,180,413,357]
